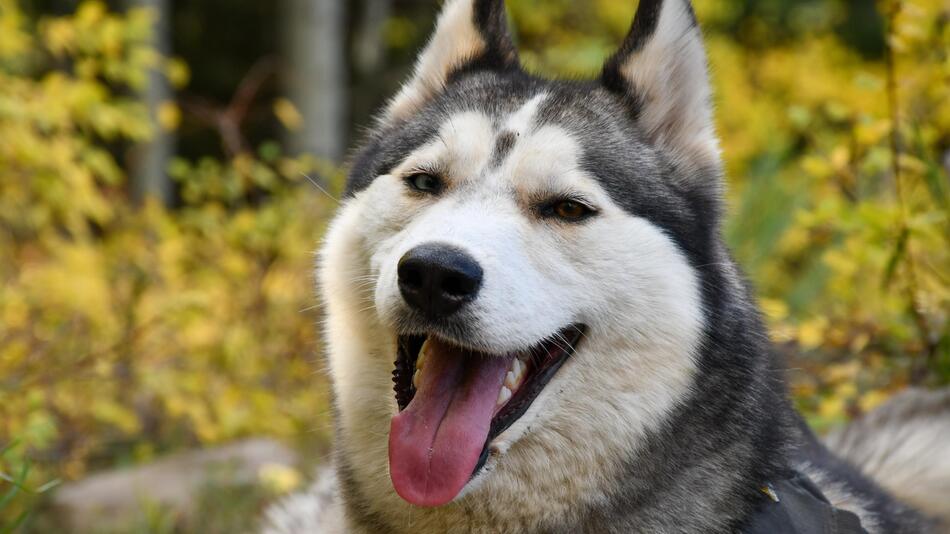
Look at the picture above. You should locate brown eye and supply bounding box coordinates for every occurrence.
[552,200,594,221]
[405,173,442,194]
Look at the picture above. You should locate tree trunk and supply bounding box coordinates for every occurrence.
[354,0,392,77]
[131,0,174,206]
[286,0,347,162]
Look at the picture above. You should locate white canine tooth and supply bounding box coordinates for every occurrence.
[512,359,523,379]
[497,386,512,406]
[505,371,518,390]
[514,360,527,388]
[413,369,421,388]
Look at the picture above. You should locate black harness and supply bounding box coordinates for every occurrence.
[743,472,868,533]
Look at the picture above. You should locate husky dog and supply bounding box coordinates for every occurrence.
[264,0,950,532]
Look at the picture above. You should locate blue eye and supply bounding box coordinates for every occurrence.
[405,173,442,194]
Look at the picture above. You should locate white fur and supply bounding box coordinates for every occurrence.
[313,96,705,531]
[502,93,546,133]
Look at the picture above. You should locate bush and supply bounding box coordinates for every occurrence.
[0,3,335,526]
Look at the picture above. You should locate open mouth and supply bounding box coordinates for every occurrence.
[388,324,585,507]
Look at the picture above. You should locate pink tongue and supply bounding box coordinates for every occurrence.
[389,339,511,507]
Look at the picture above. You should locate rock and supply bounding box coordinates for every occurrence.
[52,438,298,532]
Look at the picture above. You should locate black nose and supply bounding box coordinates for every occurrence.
[398,244,483,318]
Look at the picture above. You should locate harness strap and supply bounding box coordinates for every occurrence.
[742,472,868,533]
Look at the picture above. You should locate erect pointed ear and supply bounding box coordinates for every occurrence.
[383,0,518,124]
[602,0,720,174]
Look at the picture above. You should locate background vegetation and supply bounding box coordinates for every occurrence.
[1,0,947,531]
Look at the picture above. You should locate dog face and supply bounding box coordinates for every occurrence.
[320,0,724,527]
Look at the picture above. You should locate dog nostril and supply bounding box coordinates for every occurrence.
[442,273,476,298]
[400,265,424,290]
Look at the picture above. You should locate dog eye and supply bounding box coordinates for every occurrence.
[405,173,442,194]
[549,199,595,222]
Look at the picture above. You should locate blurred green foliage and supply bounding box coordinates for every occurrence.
[0,0,948,529]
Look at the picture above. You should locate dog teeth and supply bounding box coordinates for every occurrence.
[496,386,512,407]
[413,369,421,389]
[505,359,525,390]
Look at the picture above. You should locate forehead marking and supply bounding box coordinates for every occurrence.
[489,131,518,169]
[487,93,548,170]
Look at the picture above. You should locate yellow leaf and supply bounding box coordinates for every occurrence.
[274,98,303,131]
[157,101,181,131]
[818,395,846,420]
[859,391,890,413]
[258,463,303,495]
[798,319,827,350]
[165,58,191,89]
[830,146,850,171]
[76,0,107,25]
[761,298,789,322]
[802,156,831,178]
[826,361,860,383]
[836,382,857,399]
[855,120,890,145]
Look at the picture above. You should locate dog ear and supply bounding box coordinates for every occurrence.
[602,0,720,174]
[382,0,518,124]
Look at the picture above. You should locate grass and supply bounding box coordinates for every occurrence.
[0,441,61,534]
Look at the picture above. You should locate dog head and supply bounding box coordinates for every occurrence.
[320,0,722,526]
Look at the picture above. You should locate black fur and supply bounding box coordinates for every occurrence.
[488,130,518,168]
[601,0,699,122]
[602,0,664,90]
[470,0,519,72]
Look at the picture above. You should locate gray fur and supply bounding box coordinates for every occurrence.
[825,388,950,530]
